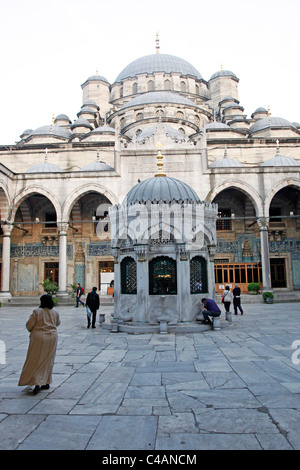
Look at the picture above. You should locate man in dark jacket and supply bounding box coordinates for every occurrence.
[86,287,100,328]
[201,298,221,324]
[232,283,244,315]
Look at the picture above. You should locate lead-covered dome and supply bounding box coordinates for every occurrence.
[125,176,200,205]
[115,54,203,83]
[121,91,200,110]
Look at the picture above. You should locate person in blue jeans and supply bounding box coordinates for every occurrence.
[201,298,221,325]
[75,283,85,307]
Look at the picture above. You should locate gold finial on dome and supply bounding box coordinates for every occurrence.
[267,105,271,116]
[156,32,160,54]
[52,114,55,124]
[155,141,166,177]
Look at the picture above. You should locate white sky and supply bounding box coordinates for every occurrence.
[1,0,299,144]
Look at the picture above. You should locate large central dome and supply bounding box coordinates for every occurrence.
[115,54,203,83]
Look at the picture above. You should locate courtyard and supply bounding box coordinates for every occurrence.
[0,301,300,450]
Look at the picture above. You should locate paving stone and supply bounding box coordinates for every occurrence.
[87,415,157,450]
[1,303,300,450]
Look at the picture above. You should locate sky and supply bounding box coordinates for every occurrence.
[0,0,300,144]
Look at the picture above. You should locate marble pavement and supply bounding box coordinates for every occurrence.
[0,301,300,450]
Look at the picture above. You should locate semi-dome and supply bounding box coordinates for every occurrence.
[115,53,203,83]
[125,176,200,205]
[121,91,199,110]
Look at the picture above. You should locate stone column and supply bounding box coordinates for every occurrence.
[135,245,148,322]
[0,224,13,297]
[176,244,190,322]
[57,223,68,297]
[257,217,272,291]
[207,244,217,299]
[112,247,121,319]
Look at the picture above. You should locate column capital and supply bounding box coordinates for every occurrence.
[57,222,69,234]
[257,217,269,230]
[1,223,13,236]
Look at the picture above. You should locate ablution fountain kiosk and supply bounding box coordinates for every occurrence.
[106,144,221,333]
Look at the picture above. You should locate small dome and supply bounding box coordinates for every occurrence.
[70,119,93,131]
[121,91,199,111]
[209,158,244,168]
[115,53,203,83]
[209,70,238,81]
[261,146,299,167]
[249,116,295,134]
[29,125,71,140]
[26,160,62,173]
[84,74,109,84]
[20,129,33,138]
[82,100,99,109]
[205,122,230,130]
[125,176,200,205]
[89,125,115,134]
[55,114,71,122]
[80,160,114,171]
[78,106,97,115]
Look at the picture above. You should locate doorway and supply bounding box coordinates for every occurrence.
[44,262,59,284]
[270,258,287,288]
[98,261,114,295]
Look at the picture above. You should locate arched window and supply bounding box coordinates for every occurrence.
[121,257,137,294]
[190,256,208,294]
[120,117,126,129]
[156,109,164,118]
[136,112,143,121]
[180,81,186,92]
[132,82,138,94]
[164,79,171,90]
[176,111,184,120]
[149,256,177,295]
[148,80,155,91]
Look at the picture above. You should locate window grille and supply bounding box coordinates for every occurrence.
[190,256,207,294]
[121,257,137,294]
[149,256,177,295]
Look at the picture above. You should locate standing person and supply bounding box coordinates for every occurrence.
[222,285,233,313]
[201,298,221,325]
[18,294,60,395]
[75,283,85,307]
[86,286,100,328]
[232,283,244,315]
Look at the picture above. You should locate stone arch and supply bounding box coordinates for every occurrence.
[206,180,263,217]
[10,185,62,222]
[264,178,300,217]
[0,182,11,220]
[62,183,118,221]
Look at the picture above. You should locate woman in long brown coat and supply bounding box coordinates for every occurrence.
[18,294,60,395]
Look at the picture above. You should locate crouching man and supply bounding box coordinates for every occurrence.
[201,297,221,325]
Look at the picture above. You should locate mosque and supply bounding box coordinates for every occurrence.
[0,37,299,302]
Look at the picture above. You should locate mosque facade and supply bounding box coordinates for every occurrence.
[0,40,299,300]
